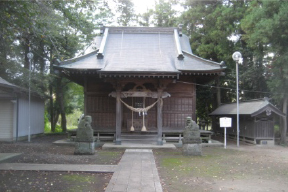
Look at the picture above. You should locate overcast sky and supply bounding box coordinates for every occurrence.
[131,0,155,13]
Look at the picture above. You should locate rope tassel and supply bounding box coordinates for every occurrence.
[118,97,162,132]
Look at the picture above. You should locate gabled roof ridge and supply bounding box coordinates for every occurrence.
[251,102,285,117]
[219,98,268,106]
[107,26,177,34]
[182,51,223,67]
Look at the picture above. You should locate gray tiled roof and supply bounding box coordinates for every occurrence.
[100,33,178,73]
[59,51,104,69]
[176,51,223,72]
[56,26,224,74]
[210,99,285,117]
[0,77,18,88]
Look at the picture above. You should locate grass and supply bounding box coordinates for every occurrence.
[44,109,83,133]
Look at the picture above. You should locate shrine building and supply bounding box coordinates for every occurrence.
[54,26,225,145]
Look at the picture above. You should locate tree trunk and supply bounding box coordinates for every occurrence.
[59,95,67,132]
[52,111,59,131]
[49,48,55,132]
[0,29,8,78]
[23,37,30,69]
[55,76,67,132]
[280,97,287,145]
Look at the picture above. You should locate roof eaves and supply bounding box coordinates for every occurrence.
[182,51,225,68]
[98,72,180,79]
[58,50,98,66]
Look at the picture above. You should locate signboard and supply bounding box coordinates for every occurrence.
[220,117,232,128]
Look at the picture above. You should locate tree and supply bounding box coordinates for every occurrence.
[138,9,154,27]
[114,0,135,26]
[153,0,178,27]
[241,0,288,144]
[0,0,111,132]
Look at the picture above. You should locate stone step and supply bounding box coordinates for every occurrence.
[121,134,158,141]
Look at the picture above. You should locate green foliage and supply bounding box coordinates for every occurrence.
[181,0,272,121]
[241,0,288,143]
[115,0,135,26]
[154,0,178,27]
[241,0,288,101]
[0,0,108,94]
[138,9,154,27]
[44,122,63,133]
[66,109,83,129]
[0,0,112,132]
[44,111,51,133]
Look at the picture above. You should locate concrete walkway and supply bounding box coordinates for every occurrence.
[0,153,21,162]
[0,163,117,172]
[105,149,162,192]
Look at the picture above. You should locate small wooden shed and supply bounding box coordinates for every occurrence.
[210,98,285,145]
[0,77,45,141]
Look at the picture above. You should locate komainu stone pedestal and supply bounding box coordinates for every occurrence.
[74,116,95,155]
[74,142,95,155]
[182,143,202,156]
[182,117,202,156]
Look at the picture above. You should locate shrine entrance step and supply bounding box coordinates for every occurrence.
[121,133,158,142]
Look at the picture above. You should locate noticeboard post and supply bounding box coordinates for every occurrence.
[219,117,232,149]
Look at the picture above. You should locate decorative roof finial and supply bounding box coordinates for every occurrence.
[178,24,183,37]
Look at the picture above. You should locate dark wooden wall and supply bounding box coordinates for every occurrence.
[84,77,196,131]
[85,79,116,129]
[212,115,275,140]
[163,81,195,130]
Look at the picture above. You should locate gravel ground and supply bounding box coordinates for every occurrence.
[154,137,288,192]
[0,134,124,192]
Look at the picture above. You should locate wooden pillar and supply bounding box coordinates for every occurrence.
[216,76,221,108]
[115,85,122,145]
[84,77,87,115]
[157,88,163,145]
[192,79,196,121]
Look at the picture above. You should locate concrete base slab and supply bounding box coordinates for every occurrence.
[102,141,176,149]
[0,153,22,162]
[0,163,117,173]
[53,139,75,146]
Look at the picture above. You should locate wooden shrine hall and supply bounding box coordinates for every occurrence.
[54,26,225,145]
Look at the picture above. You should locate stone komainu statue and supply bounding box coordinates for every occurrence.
[75,116,94,142]
[183,117,201,144]
[74,115,95,155]
[182,117,202,156]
